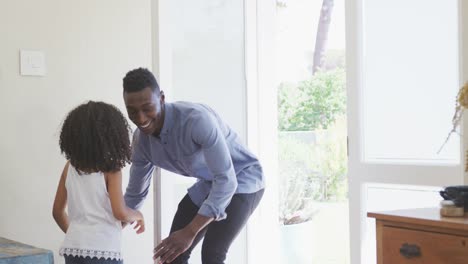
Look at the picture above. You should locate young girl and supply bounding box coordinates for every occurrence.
[53,101,145,264]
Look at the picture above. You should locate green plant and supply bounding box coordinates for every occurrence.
[278,68,346,131]
[311,117,348,201]
[278,136,319,225]
[277,68,347,225]
[278,119,348,225]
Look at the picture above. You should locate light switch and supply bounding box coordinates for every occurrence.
[20,50,46,76]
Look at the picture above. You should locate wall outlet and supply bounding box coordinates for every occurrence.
[20,50,46,76]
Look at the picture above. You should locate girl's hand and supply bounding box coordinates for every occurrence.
[153,227,195,263]
[133,219,145,234]
[132,211,145,234]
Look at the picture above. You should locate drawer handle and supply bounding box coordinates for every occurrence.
[400,243,421,258]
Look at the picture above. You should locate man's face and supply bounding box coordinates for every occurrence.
[123,87,165,136]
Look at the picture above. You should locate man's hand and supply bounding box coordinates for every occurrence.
[153,227,195,263]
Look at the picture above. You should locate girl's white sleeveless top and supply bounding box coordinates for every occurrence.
[59,165,122,260]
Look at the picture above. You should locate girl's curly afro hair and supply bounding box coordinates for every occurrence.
[59,101,131,173]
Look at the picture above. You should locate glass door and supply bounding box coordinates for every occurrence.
[346,0,463,263]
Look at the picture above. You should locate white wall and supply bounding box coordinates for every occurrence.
[1,0,250,264]
[0,1,154,263]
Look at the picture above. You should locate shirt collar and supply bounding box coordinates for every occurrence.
[160,102,173,136]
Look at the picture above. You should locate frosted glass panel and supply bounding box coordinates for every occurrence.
[167,1,246,264]
[362,0,460,163]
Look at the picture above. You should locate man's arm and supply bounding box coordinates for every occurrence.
[154,214,213,263]
[191,113,238,221]
[124,133,155,210]
[124,160,155,209]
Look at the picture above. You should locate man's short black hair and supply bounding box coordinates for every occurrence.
[59,101,131,173]
[123,67,160,93]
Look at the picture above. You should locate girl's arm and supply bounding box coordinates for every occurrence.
[52,162,70,233]
[106,170,145,234]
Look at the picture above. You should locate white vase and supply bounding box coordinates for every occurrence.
[280,220,315,264]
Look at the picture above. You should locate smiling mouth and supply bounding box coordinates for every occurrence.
[140,121,152,129]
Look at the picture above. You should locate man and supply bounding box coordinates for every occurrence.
[122,68,265,264]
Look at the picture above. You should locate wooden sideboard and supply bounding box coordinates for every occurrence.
[368,208,468,264]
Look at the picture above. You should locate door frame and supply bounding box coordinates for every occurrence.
[244,0,281,263]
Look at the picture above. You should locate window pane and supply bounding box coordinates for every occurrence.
[362,0,460,164]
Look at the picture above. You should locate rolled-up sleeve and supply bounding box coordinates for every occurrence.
[124,132,155,210]
[190,114,238,221]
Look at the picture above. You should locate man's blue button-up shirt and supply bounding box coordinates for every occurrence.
[124,102,265,220]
